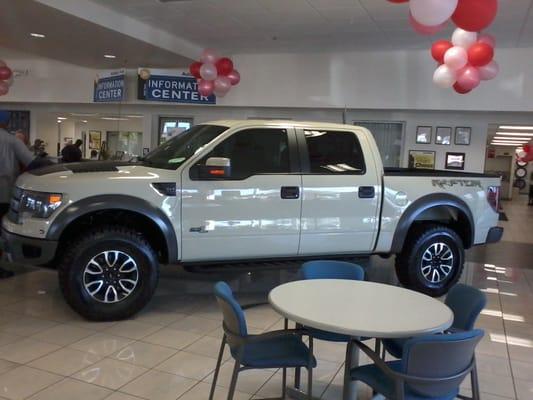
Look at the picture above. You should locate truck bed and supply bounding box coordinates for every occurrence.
[384,168,499,178]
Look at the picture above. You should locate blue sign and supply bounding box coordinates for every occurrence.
[138,71,215,105]
[93,70,125,102]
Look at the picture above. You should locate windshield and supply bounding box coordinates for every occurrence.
[143,124,228,169]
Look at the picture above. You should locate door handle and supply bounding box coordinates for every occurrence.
[358,186,375,199]
[281,186,300,199]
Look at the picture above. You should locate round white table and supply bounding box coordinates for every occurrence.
[268,280,453,400]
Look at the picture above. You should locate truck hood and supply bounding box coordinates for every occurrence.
[17,161,178,193]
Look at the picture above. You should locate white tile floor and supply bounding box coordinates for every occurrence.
[0,197,531,399]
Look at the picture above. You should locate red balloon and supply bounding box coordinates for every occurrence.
[0,66,12,81]
[468,42,494,67]
[197,79,214,97]
[216,57,234,76]
[452,0,498,32]
[431,40,453,64]
[524,144,531,153]
[453,82,472,94]
[189,61,202,79]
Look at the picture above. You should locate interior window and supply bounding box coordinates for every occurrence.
[304,130,365,174]
[200,128,290,179]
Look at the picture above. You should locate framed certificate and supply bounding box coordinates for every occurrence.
[408,150,436,170]
[436,127,452,145]
[455,127,471,145]
[416,126,432,144]
[445,152,466,170]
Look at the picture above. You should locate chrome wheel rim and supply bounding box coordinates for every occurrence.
[420,242,454,284]
[83,251,139,303]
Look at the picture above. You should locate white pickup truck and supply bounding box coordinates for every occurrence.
[1,120,503,320]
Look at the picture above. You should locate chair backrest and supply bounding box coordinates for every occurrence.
[213,282,248,338]
[301,260,365,281]
[445,283,487,331]
[402,329,484,398]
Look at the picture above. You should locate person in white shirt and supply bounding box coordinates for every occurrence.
[0,111,34,278]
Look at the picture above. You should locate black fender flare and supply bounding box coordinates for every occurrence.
[47,195,178,262]
[390,193,475,253]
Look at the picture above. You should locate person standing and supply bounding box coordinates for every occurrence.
[61,139,83,163]
[29,138,45,156]
[0,111,34,278]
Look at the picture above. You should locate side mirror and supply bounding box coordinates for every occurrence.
[192,157,231,179]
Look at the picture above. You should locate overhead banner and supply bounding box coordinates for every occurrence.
[93,70,126,102]
[137,68,216,105]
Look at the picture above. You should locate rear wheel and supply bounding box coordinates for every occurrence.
[395,225,464,297]
[58,226,159,321]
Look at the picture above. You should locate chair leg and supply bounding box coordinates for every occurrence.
[281,368,287,399]
[343,340,353,400]
[471,356,480,400]
[227,360,240,400]
[294,367,301,389]
[209,335,226,400]
[307,336,314,400]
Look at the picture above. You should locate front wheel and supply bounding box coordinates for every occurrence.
[395,225,464,297]
[58,226,159,321]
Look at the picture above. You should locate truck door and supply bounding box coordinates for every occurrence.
[180,127,302,261]
[297,128,381,254]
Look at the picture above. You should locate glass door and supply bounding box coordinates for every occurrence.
[158,117,193,145]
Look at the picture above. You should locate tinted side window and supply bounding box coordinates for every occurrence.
[201,128,290,179]
[304,130,365,174]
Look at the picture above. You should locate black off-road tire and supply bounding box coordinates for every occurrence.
[58,226,159,321]
[394,225,464,297]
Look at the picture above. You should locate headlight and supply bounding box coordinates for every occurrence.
[19,190,63,219]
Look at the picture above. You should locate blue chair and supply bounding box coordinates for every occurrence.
[351,329,485,400]
[209,282,316,400]
[300,260,366,398]
[381,283,486,398]
[381,284,486,358]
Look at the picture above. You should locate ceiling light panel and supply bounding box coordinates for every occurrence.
[499,126,533,130]
[495,132,533,137]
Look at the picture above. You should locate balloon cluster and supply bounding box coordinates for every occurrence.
[432,29,498,94]
[0,60,14,96]
[388,0,499,94]
[518,142,533,163]
[189,49,240,98]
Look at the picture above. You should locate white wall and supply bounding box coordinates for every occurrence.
[3,46,533,112]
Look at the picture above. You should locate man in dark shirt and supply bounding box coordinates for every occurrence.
[61,139,83,163]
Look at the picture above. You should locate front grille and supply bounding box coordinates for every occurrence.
[7,187,22,223]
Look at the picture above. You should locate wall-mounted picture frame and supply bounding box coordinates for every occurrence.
[143,147,150,156]
[445,152,466,170]
[436,127,452,145]
[408,150,436,170]
[89,130,102,150]
[455,127,471,145]
[416,126,432,144]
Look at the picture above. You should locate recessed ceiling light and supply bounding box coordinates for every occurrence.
[81,120,88,123]
[490,143,522,147]
[104,54,116,59]
[30,32,45,38]
[57,117,67,120]
[125,115,143,118]
[101,117,128,121]
[495,131,533,137]
[491,142,525,146]
[499,126,533,130]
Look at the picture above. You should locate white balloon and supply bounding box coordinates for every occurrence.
[452,28,478,49]
[478,60,499,81]
[199,63,218,81]
[433,65,457,89]
[410,0,458,26]
[444,46,468,71]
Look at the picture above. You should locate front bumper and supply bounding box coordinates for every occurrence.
[485,226,504,244]
[1,228,58,265]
